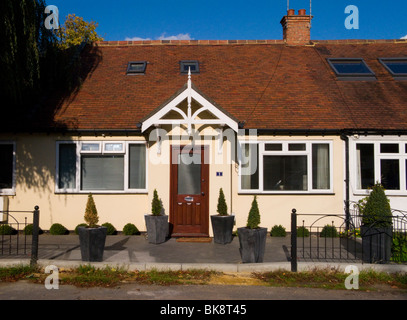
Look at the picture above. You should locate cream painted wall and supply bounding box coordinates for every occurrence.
[1,132,344,234]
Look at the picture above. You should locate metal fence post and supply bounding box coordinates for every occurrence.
[291,208,297,272]
[30,206,39,267]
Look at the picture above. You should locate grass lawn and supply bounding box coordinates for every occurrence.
[0,264,406,291]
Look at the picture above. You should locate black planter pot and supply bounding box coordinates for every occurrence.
[78,226,107,262]
[145,214,169,244]
[211,215,235,244]
[361,225,393,263]
[237,227,267,263]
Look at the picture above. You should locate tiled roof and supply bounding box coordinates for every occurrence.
[43,39,407,132]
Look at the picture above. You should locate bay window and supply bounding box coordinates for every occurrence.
[239,141,333,193]
[56,141,147,193]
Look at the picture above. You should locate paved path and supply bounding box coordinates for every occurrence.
[1,235,406,274]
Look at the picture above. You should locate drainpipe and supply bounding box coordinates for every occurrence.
[340,132,350,230]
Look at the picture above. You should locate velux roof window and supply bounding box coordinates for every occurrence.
[379,58,407,79]
[126,61,147,75]
[180,60,200,74]
[327,58,375,80]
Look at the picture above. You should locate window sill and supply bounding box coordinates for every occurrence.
[238,191,335,195]
[353,190,407,197]
[0,190,16,196]
[55,190,148,195]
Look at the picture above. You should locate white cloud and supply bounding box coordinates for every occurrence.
[157,33,193,40]
[125,33,193,41]
[124,36,152,41]
[401,34,407,39]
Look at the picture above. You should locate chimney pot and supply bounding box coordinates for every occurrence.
[298,9,306,15]
[287,9,295,16]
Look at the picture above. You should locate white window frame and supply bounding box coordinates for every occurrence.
[55,141,147,194]
[0,141,16,196]
[351,136,407,196]
[238,140,334,194]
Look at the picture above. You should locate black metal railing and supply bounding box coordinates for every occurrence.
[0,206,40,266]
[290,203,407,271]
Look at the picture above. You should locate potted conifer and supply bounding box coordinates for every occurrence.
[237,196,267,263]
[211,188,235,244]
[145,189,168,244]
[77,194,107,262]
[358,183,393,263]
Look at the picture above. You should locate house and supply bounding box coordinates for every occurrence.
[1,9,407,236]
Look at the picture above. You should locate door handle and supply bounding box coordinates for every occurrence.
[201,192,205,196]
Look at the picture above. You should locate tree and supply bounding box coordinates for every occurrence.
[0,0,55,108]
[57,14,104,49]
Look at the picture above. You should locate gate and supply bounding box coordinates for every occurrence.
[290,203,407,272]
[0,206,40,266]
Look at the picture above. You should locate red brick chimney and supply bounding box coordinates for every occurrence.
[280,9,313,46]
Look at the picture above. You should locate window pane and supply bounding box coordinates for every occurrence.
[383,61,407,74]
[331,60,372,74]
[0,144,13,189]
[381,159,399,190]
[288,143,306,151]
[312,144,330,189]
[178,153,201,195]
[81,155,124,190]
[81,143,100,152]
[58,144,76,189]
[380,143,399,153]
[180,61,199,73]
[129,144,146,189]
[240,144,259,190]
[128,63,145,73]
[105,143,124,152]
[265,143,282,151]
[263,156,307,191]
[356,144,374,189]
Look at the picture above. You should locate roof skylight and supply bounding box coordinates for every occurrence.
[126,61,147,75]
[379,58,407,79]
[327,58,375,80]
[180,60,200,74]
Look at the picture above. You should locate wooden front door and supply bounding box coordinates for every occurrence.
[170,145,209,237]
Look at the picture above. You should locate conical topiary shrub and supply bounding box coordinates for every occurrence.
[84,193,99,228]
[359,183,392,228]
[246,195,260,229]
[217,188,228,216]
[151,189,163,216]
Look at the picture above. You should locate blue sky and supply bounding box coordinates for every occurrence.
[50,0,407,41]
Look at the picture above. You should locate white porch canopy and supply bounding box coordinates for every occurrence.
[141,70,239,134]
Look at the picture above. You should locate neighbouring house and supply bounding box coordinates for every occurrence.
[1,9,407,236]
